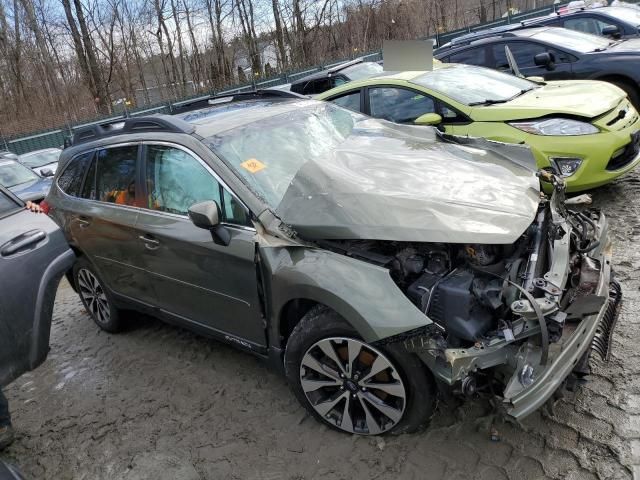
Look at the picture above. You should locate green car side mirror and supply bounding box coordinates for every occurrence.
[414,113,442,126]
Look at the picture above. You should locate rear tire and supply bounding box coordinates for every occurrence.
[284,306,436,435]
[73,257,121,333]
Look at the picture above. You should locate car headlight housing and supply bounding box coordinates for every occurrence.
[551,157,583,177]
[509,118,599,136]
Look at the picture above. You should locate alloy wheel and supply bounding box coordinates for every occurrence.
[77,268,111,326]
[300,337,406,435]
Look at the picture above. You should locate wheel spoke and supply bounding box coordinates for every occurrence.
[361,355,390,382]
[314,390,348,417]
[363,381,405,397]
[347,340,362,376]
[317,340,347,376]
[302,355,341,381]
[340,394,353,430]
[301,377,341,393]
[361,391,403,423]
[358,395,382,435]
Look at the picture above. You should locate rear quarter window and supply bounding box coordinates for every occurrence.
[57,151,94,197]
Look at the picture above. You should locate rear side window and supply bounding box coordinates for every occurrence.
[95,145,139,205]
[57,152,94,197]
[0,190,19,217]
[330,91,361,112]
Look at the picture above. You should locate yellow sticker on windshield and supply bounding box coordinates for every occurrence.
[240,158,266,173]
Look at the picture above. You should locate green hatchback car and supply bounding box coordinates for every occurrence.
[317,63,640,192]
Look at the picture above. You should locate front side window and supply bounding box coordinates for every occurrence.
[564,17,616,36]
[95,145,139,206]
[369,87,435,123]
[330,90,362,112]
[144,145,249,226]
[57,151,94,197]
[448,47,487,66]
[493,41,571,69]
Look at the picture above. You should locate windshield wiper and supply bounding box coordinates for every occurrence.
[468,99,509,106]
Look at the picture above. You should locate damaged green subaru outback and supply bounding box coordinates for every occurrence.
[46,92,620,435]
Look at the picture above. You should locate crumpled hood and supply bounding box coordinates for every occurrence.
[471,80,626,121]
[276,120,541,244]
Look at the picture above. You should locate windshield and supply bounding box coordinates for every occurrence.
[204,103,359,208]
[531,28,612,52]
[0,160,40,188]
[603,6,640,25]
[342,62,383,80]
[20,149,61,168]
[413,65,536,105]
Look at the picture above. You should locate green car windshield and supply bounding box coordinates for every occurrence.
[413,65,536,105]
[204,103,359,208]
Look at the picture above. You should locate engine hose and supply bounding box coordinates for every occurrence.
[576,240,601,254]
[578,211,597,236]
[483,271,550,367]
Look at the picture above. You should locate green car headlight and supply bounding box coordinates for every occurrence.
[509,118,599,136]
[550,157,583,177]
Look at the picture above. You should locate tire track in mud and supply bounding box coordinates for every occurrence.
[0,174,639,479]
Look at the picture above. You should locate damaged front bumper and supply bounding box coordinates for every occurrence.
[403,183,620,421]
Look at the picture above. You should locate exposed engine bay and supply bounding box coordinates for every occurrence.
[316,175,621,418]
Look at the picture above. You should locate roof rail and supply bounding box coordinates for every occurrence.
[69,115,195,147]
[169,89,303,115]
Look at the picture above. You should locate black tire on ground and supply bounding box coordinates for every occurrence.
[609,79,640,110]
[72,257,121,333]
[284,306,436,435]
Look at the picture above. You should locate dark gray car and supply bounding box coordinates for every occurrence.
[0,186,75,387]
[45,94,620,435]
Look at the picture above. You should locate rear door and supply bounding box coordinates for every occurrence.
[0,187,74,386]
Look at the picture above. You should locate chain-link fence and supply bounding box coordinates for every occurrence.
[2,1,576,155]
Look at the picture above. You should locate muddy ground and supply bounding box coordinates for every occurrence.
[1,173,639,480]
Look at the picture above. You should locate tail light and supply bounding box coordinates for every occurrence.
[39,200,51,215]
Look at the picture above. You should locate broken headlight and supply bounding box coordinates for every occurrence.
[509,118,599,136]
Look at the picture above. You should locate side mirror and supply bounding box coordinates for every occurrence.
[40,169,54,178]
[414,113,443,126]
[188,200,230,246]
[533,52,554,70]
[601,25,621,39]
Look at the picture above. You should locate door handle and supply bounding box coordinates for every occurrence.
[77,216,91,228]
[0,230,47,256]
[139,235,160,249]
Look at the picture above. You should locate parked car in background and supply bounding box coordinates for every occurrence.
[434,26,640,108]
[0,151,18,161]
[19,147,62,176]
[317,63,640,191]
[45,93,619,435]
[290,58,383,96]
[0,158,53,202]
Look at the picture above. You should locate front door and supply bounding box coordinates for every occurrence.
[492,42,575,80]
[133,143,265,348]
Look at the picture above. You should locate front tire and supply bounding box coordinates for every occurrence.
[73,257,121,333]
[284,306,436,435]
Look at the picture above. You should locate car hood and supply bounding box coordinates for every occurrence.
[9,177,52,202]
[605,38,640,53]
[275,120,541,244]
[470,80,626,121]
